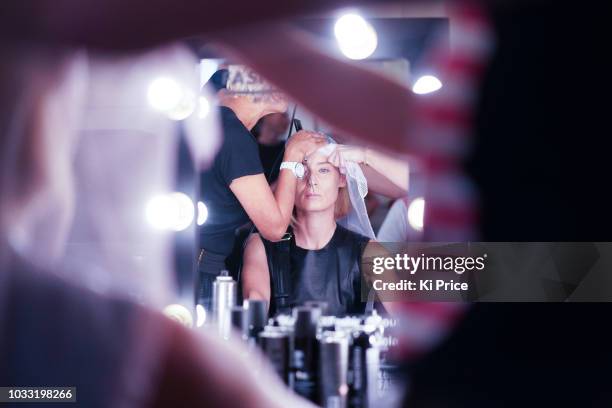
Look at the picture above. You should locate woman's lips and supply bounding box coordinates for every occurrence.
[305,193,321,198]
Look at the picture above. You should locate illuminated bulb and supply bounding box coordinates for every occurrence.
[166,89,196,121]
[163,304,193,328]
[169,192,195,231]
[146,194,173,230]
[197,201,209,226]
[334,14,378,60]
[147,77,184,112]
[412,75,443,95]
[407,197,425,231]
[146,192,195,231]
[196,304,207,327]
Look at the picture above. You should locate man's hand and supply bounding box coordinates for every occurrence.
[284,130,326,162]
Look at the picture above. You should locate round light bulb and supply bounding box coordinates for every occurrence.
[412,75,443,95]
[147,77,184,112]
[407,197,425,231]
[163,304,193,328]
[146,192,195,231]
[334,14,378,60]
[197,201,209,226]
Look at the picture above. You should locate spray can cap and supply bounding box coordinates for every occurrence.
[216,270,234,282]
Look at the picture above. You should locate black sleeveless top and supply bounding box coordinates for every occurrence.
[262,224,370,317]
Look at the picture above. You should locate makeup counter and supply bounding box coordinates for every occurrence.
[167,272,403,408]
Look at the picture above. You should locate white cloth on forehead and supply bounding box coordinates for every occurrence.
[316,142,375,240]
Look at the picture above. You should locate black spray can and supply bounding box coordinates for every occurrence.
[292,306,321,378]
[318,331,349,408]
[259,328,291,385]
[244,299,267,342]
[292,306,321,402]
[230,305,248,340]
[348,327,380,408]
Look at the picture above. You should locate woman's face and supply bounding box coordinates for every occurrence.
[295,150,346,213]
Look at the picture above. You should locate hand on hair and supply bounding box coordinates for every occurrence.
[285,130,326,162]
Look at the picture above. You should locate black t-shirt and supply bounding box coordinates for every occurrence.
[258,141,285,183]
[198,106,263,257]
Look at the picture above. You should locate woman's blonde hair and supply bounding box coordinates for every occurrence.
[334,185,351,219]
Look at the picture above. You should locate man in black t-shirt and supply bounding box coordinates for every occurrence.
[196,68,325,309]
[199,105,264,260]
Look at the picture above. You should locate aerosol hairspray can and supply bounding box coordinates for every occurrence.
[259,328,291,384]
[348,327,380,408]
[318,331,349,408]
[211,270,237,339]
[293,306,321,379]
[230,305,248,340]
[244,299,268,342]
[293,306,321,402]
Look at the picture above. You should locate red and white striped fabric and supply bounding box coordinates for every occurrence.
[410,2,494,242]
[390,2,495,360]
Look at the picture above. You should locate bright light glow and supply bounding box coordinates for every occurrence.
[407,197,425,231]
[146,192,195,231]
[412,75,443,95]
[147,77,184,112]
[334,14,378,60]
[163,304,193,328]
[147,77,197,120]
[196,304,207,327]
[198,96,210,119]
[197,201,209,226]
[166,89,196,121]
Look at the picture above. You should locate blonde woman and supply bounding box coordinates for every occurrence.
[242,140,397,316]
